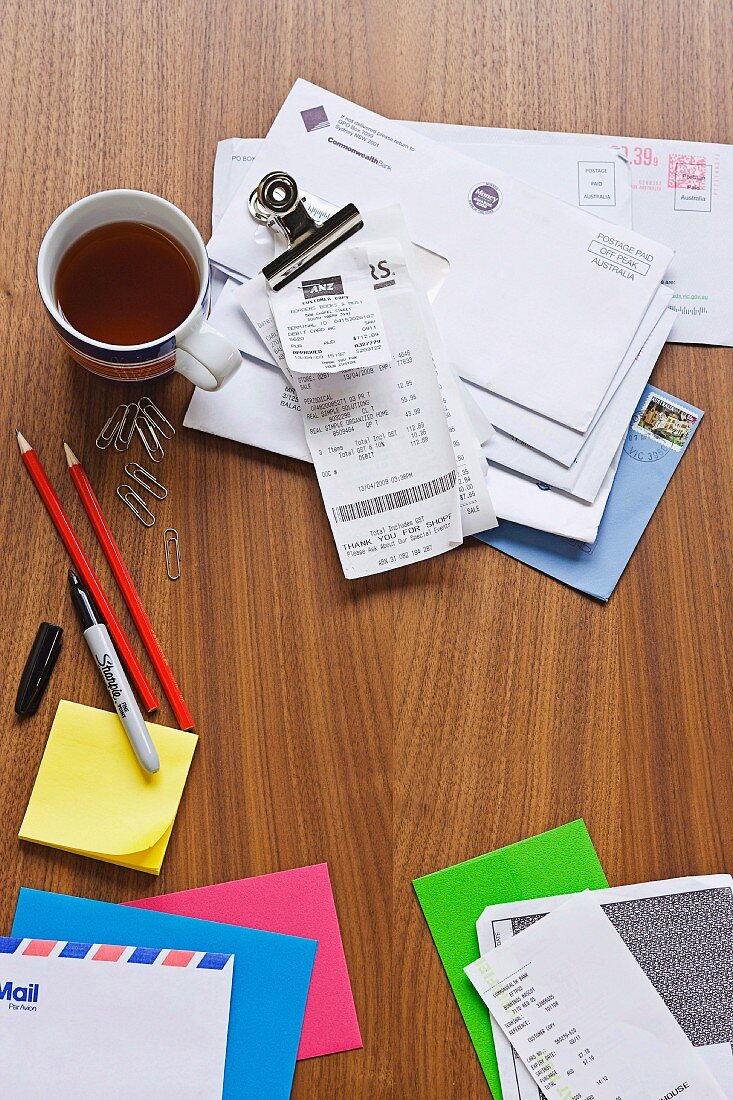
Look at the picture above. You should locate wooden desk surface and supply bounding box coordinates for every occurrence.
[2,1,731,1095]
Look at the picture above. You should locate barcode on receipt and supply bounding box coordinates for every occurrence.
[332,470,457,523]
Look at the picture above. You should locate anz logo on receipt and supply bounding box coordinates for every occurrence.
[301,276,345,300]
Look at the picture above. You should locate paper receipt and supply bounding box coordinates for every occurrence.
[271,267,390,374]
[234,206,496,542]
[267,239,463,578]
[465,894,726,1100]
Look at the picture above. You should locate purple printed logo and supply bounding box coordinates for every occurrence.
[469,182,502,214]
[300,106,330,132]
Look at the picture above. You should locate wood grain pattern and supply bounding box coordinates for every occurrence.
[1,1,731,1095]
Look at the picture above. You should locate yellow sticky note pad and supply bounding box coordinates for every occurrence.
[19,700,198,874]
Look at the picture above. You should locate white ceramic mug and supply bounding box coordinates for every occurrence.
[37,189,242,390]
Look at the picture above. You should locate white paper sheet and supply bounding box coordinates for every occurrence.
[466,892,727,1100]
[482,300,675,501]
[410,122,733,345]
[0,940,233,1099]
[207,81,674,432]
[475,876,733,1100]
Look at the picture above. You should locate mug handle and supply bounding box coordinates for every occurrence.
[175,320,242,391]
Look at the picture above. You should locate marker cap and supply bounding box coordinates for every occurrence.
[15,622,64,717]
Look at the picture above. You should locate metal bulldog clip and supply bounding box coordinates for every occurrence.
[248,171,363,291]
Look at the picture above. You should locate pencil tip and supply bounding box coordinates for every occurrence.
[63,441,79,466]
[16,430,31,454]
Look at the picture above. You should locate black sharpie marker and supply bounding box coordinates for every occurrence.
[68,570,160,773]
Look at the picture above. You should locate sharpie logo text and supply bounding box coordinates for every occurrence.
[95,654,123,700]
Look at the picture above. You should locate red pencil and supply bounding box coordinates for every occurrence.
[64,443,194,731]
[16,431,159,714]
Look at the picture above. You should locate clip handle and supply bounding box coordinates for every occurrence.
[250,171,364,291]
[249,172,315,243]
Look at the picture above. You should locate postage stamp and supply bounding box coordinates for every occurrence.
[667,153,707,190]
[629,394,698,450]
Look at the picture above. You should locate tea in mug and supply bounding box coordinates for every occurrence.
[55,221,200,345]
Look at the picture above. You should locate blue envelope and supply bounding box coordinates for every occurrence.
[12,888,317,1100]
[476,385,703,601]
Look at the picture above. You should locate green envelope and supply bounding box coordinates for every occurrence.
[413,820,608,1099]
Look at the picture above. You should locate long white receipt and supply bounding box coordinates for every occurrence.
[259,236,467,578]
[465,894,726,1100]
[236,206,496,548]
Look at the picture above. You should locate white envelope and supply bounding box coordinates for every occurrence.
[452,141,633,226]
[480,295,675,502]
[212,137,633,231]
[185,351,311,462]
[212,138,261,231]
[207,80,674,432]
[0,938,233,1099]
[208,137,632,359]
[469,284,672,464]
[486,440,623,543]
[410,121,733,346]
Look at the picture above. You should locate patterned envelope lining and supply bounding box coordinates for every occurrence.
[0,936,232,969]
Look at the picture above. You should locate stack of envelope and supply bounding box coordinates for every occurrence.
[185,79,713,591]
[7,864,361,1097]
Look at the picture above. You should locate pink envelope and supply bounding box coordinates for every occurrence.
[128,863,361,1060]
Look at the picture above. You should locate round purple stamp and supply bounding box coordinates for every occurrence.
[469,182,502,214]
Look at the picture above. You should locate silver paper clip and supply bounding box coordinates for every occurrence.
[135,414,165,463]
[114,402,139,451]
[117,484,156,527]
[123,462,168,500]
[138,397,175,440]
[249,172,363,291]
[163,528,181,581]
[96,404,129,450]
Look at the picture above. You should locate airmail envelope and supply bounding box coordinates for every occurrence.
[208,79,674,433]
[478,385,704,600]
[0,936,233,1099]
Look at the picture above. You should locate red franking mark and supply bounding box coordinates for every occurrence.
[667,153,707,190]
